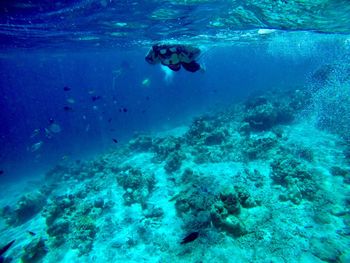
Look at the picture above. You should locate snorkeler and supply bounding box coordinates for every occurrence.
[145,44,202,73]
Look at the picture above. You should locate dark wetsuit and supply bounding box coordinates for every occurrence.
[145,44,201,72]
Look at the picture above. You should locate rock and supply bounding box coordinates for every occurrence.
[204,131,226,145]
[47,219,69,247]
[211,208,246,237]
[21,237,48,263]
[219,188,241,215]
[310,237,341,262]
[9,192,46,225]
[244,101,277,131]
[239,122,251,136]
[330,166,349,177]
[144,207,164,219]
[94,198,104,208]
[116,167,155,207]
[221,215,246,237]
[164,152,184,173]
[128,135,153,151]
[152,136,182,161]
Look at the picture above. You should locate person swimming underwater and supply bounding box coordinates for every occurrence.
[145,44,203,72]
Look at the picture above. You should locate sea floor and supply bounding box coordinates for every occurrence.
[1,89,350,263]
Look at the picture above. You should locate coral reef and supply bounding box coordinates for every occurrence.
[2,191,46,226]
[128,134,153,151]
[21,237,48,263]
[164,152,185,173]
[71,215,98,255]
[152,136,182,162]
[210,186,258,237]
[1,85,349,262]
[241,132,278,160]
[116,167,155,208]
[43,192,101,255]
[243,94,297,131]
[271,155,318,204]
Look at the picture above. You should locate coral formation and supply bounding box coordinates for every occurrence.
[1,85,349,262]
[164,152,185,173]
[43,192,101,255]
[271,155,318,204]
[116,167,155,208]
[21,237,48,263]
[2,191,46,226]
[210,186,258,237]
[128,134,153,151]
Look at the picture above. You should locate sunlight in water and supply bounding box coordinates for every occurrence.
[161,65,174,85]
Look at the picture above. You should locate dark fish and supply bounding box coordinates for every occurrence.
[112,139,118,144]
[63,86,71,91]
[48,118,55,124]
[0,170,4,176]
[146,96,150,101]
[91,95,101,102]
[108,118,112,123]
[180,231,199,244]
[28,231,36,236]
[63,106,73,112]
[0,240,15,258]
[119,107,128,113]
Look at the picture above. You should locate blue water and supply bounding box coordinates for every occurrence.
[1,44,329,178]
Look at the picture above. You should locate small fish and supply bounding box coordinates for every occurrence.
[49,123,62,134]
[112,138,118,144]
[88,90,95,95]
[66,98,75,104]
[63,86,71,91]
[63,106,73,112]
[108,118,112,123]
[142,78,150,87]
[91,95,101,102]
[119,107,128,113]
[0,170,4,176]
[62,155,69,161]
[180,232,199,244]
[44,128,52,139]
[31,141,43,152]
[30,129,40,138]
[28,231,36,236]
[0,239,15,258]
